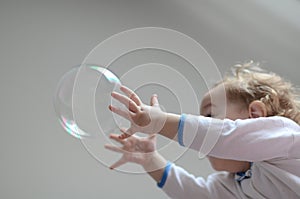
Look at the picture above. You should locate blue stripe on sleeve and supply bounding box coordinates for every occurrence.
[177,114,186,146]
[157,162,172,188]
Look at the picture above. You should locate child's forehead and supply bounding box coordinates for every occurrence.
[206,84,226,98]
[201,84,227,105]
[201,92,212,105]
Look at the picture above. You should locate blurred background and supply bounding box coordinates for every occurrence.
[0,0,299,198]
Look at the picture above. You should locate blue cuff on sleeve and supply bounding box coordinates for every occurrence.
[157,162,172,188]
[177,114,186,146]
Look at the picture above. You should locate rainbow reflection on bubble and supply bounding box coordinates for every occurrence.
[53,64,122,139]
[59,116,90,139]
[89,66,121,84]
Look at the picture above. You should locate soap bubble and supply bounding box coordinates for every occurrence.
[54,64,127,140]
[53,66,89,139]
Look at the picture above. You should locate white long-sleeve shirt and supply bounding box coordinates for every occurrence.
[160,115,300,198]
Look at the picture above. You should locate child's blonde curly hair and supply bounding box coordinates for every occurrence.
[219,61,300,124]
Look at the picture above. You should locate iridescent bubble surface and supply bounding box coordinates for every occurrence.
[54,65,124,139]
[54,66,90,139]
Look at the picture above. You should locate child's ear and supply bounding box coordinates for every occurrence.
[248,100,267,118]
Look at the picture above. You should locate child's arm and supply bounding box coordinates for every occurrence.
[142,152,168,183]
[159,163,240,199]
[105,134,240,199]
[110,85,295,161]
[178,114,295,161]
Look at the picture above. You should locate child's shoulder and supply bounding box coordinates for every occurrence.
[242,116,299,132]
[273,116,300,131]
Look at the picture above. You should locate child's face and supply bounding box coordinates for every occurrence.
[200,84,251,172]
[200,84,249,120]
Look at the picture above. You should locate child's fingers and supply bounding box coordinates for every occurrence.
[104,144,124,153]
[111,92,138,112]
[109,158,127,170]
[109,134,126,145]
[150,94,159,107]
[109,105,131,120]
[118,127,134,139]
[120,85,142,106]
[119,133,131,139]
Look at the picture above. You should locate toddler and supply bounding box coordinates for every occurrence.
[105,61,300,198]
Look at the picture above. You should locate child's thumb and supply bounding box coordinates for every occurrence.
[150,94,159,107]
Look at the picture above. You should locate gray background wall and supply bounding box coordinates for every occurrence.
[1,0,299,198]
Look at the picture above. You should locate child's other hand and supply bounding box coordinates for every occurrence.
[104,134,157,169]
[109,85,167,138]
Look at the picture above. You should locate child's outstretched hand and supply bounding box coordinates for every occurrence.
[109,85,167,138]
[104,134,157,170]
